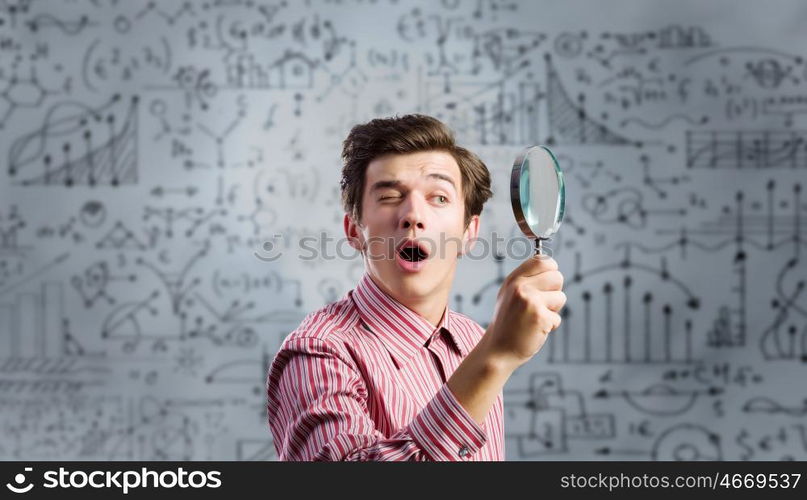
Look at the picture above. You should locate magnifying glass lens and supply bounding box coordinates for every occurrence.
[512,146,564,241]
[519,166,539,229]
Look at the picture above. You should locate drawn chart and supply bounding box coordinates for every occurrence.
[0,0,805,461]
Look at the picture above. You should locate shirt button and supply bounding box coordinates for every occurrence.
[458,446,470,458]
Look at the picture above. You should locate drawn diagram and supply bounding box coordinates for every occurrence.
[0,0,805,461]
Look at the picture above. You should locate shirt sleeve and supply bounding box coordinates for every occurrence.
[266,336,488,461]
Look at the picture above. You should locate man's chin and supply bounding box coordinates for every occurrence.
[370,260,449,297]
[384,268,432,291]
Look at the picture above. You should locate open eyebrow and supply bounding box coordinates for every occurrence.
[370,173,457,193]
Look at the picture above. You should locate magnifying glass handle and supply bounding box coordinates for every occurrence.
[535,237,552,256]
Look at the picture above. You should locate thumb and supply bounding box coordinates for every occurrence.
[513,254,558,278]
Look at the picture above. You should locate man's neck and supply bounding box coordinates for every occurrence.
[368,274,450,327]
[399,293,448,328]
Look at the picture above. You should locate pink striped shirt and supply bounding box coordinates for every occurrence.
[266,272,505,461]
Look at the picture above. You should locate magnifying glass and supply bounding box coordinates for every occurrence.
[510,145,565,256]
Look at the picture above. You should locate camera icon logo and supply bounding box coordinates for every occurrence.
[6,467,34,494]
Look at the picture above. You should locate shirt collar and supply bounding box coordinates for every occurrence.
[350,272,471,368]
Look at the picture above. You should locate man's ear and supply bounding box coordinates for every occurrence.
[458,214,480,257]
[343,213,364,252]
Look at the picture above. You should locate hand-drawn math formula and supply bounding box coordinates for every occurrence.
[0,0,805,461]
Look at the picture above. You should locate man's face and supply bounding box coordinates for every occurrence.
[344,150,479,303]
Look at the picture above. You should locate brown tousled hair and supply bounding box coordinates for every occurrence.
[340,114,493,229]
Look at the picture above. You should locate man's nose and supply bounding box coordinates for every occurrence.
[399,195,425,231]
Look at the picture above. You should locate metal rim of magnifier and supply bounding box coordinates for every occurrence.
[509,145,565,240]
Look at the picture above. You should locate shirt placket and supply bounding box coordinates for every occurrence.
[426,328,456,383]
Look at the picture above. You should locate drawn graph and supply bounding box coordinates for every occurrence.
[760,256,807,362]
[0,282,67,357]
[7,94,139,186]
[546,250,699,365]
[686,130,807,169]
[419,53,640,147]
[652,180,807,350]
[419,69,542,146]
[545,54,637,146]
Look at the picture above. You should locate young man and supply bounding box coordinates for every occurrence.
[266,114,567,461]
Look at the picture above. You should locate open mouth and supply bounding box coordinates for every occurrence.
[397,245,428,263]
[395,240,430,271]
